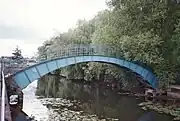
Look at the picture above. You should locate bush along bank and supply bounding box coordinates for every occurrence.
[138,101,180,120]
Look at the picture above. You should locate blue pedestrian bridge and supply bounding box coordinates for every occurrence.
[10,44,158,89]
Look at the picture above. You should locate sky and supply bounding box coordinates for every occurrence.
[0,0,107,57]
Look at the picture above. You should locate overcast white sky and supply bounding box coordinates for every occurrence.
[0,0,107,57]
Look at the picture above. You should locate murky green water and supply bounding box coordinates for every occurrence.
[47,81,173,121]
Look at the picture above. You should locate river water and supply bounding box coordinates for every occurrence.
[22,81,48,121]
[22,80,173,121]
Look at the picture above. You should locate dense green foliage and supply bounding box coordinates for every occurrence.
[36,0,180,96]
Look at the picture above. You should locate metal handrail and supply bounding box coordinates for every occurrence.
[1,71,5,121]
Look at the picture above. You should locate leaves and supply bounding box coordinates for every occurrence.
[37,0,180,91]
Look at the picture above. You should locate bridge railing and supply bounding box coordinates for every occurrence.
[36,44,154,73]
[1,72,12,121]
[38,44,119,62]
[1,71,5,121]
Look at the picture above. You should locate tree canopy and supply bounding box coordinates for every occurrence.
[37,0,180,90]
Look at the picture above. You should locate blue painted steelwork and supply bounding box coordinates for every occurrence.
[12,55,158,89]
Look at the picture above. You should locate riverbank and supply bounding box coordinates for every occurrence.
[138,101,180,120]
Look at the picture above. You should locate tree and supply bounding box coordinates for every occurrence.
[36,0,180,97]
[12,46,23,59]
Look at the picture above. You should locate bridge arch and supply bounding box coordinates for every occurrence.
[12,55,158,89]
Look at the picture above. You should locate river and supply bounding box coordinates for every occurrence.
[22,80,174,121]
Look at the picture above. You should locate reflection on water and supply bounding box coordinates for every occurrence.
[23,80,173,121]
[138,112,155,121]
[138,111,173,121]
[57,81,173,121]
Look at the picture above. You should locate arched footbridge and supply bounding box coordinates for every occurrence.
[10,44,158,89]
